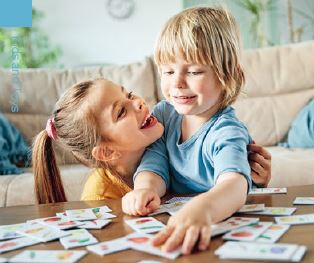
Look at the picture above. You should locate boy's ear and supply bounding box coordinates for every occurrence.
[92,145,121,162]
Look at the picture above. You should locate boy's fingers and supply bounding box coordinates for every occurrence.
[181,226,199,255]
[152,225,174,246]
[198,226,211,251]
[163,226,185,252]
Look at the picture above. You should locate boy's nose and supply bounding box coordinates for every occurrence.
[173,75,186,89]
[134,98,145,111]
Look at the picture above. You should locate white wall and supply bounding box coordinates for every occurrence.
[33,0,182,67]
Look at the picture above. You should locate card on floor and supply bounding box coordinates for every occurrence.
[65,208,97,221]
[9,250,87,263]
[256,224,290,243]
[125,217,165,234]
[275,213,314,225]
[87,236,130,256]
[293,197,314,205]
[0,223,25,241]
[238,204,265,213]
[165,196,192,204]
[78,219,111,229]
[211,217,260,237]
[59,229,98,249]
[126,232,181,260]
[0,237,40,254]
[215,241,304,262]
[17,223,69,242]
[0,256,6,263]
[244,207,296,216]
[249,187,287,195]
[222,222,273,242]
[33,216,84,230]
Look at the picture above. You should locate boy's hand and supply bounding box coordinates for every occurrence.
[122,189,161,216]
[152,196,212,255]
[248,143,272,187]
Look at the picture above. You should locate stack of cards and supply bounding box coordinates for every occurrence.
[165,196,192,204]
[149,201,187,216]
[215,241,306,262]
[249,187,287,195]
[244,207,297,216]
[9,250,87,263]
[125,217,165,234]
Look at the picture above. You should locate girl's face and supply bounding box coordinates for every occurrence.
[91,79,164,152]
[159,56,222,120]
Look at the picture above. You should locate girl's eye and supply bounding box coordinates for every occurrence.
[117,108,126,119]
[127,91,134,99]
[163,71,174,75]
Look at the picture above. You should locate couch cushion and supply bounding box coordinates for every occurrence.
[4,164,91,207]
[0,57,157,164]
[267,146,314,187]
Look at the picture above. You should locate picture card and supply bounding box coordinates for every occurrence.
[165,197,192,204]
[275,213,314,225]
[249,187,287,195]
[59,229,98,249]
[0,237,40,254]
[211,217,260,237]
[293,197,314,205]
[256,224,290,243]
[65,208,97,221]
[8,250,87,263]
[222,222,273,242]
[244,207,296,216]
[215,241,306,262]
[78,219,111,230]
[33,216,84,230]
[237,204,265,213]
[126,232,181,260]
[17,223,69,242]
[149,201,187,216]
[125,217,165,234]
[87,236,130,256]
[0,223,25,241]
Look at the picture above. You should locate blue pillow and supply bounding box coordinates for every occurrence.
[283,99,314,148]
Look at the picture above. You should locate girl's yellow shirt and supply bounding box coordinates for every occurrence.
[81,168,131,200]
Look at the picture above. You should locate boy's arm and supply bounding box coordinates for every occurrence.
[153,171,247,255]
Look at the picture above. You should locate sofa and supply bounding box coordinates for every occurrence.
[1,41,314,207]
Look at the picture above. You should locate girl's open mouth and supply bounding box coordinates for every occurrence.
[140,115,158,129]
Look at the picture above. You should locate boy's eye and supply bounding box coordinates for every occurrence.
[117,108,126,119]
[188,71,202,75]
[163,71,174,75]
[127,91,134,99]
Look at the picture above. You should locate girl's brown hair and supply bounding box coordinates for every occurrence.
[32,80,105,204]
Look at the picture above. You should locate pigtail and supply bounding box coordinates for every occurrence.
[32,130,66,204]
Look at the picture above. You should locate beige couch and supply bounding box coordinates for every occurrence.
[1,41,314,207]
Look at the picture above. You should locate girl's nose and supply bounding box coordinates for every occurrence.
[134,97,145,111]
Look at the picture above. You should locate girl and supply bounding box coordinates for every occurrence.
[33,78,271,204]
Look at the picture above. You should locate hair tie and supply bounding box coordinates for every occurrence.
[46,117,58,140]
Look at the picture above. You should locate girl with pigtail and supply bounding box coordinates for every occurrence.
[32,78,271,204]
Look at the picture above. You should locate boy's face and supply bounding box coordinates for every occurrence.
[91,80,164,152]
[159,56,221,119]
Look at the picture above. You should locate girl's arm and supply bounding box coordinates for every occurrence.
[152,172,247,255]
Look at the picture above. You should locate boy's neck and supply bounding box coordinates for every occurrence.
[181,104,221,142]
[110,148,146,188]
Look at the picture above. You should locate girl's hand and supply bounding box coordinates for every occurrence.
[248,143,272,187]
[152,196,212,255]
[122,189,160,216]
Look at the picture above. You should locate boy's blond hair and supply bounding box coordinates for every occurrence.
[154,7,245,108]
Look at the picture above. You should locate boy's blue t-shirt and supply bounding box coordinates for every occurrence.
[134,100,253,193]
